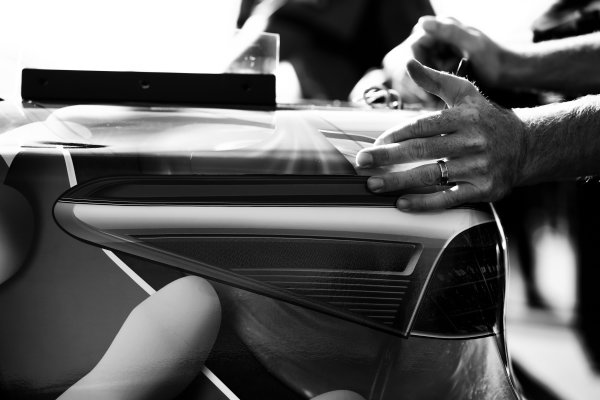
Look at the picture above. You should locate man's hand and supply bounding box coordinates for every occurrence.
[379,16,507,106]
[356,59,528,211]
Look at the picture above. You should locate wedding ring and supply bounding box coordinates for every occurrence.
[437,159,449,186]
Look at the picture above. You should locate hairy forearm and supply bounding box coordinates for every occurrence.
[500,32,600,95]
[515,95,600,185]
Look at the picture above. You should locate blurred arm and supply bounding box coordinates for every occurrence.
[379,16,600,103]
[501,32,600,95]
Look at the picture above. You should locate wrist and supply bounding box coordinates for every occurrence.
[511,107,536,186]
[496,47,531,89]
[511,97,600,185]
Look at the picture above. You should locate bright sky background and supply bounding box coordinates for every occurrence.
[0,0,241,99]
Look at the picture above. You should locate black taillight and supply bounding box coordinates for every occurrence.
[413,223,505,338]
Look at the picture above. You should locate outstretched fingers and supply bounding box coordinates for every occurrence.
[374,110,458,146]
[358,135,466,168]
[367,163,444,193]
[396,184,479,211]
[366,157,477,193]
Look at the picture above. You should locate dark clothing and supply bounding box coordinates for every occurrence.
[532,0,600,42]
[266,0,434,100]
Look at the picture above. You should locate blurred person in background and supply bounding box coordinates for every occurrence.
[240,0,435,101]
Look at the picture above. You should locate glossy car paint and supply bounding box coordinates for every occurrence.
[0,101,520,399]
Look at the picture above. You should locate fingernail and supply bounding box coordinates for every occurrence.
[356,152,373,168]
[421,18,437,32]
[397,198,410,210]
[368,177,384,192]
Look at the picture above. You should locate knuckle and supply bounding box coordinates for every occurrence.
[423,165,439,186]
[408,139,427,160]
[411,118,425,137]
[470,108,482,123]
[374,148,390,164]
[476,157,491,174]
[386,174,401,190]
[444,108,462,126]
[461,106,481,124]
[479,179,494,196]
[478,135,490,150]
[471,135,489,152]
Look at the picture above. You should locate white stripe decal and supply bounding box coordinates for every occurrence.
[59,146,77,187]
[102,249,156,295]
[202,366,241,400]
[60,147,238,400]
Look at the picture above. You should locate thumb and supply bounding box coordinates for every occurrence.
[406,58,476,107]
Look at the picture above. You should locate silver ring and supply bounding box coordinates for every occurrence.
[437,159,449,186]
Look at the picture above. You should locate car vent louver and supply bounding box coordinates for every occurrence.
[232,268,409,326]
[135,235,417,331]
